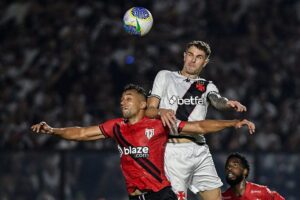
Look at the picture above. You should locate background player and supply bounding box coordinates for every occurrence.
[146,40,247,200]
[222,152,285,200]
[31,84,255,200]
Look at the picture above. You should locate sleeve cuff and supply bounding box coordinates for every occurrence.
[99,125,109,138]
[177,121,186,133]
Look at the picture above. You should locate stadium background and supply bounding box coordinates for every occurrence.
[0,0,299,199]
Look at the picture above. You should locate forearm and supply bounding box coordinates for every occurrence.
[145,106,160,118]
[52,127,86,140]
[52,126,102,141]
[181,120,239,135]
[208,93,230,110]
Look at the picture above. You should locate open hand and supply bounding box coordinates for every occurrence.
[235,119,255,134]
[159,109,176,130]
[227,100,247,112]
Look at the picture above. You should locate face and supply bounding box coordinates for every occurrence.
[120,90,146,119]
[183,46,208,76]
[225,157,247,186]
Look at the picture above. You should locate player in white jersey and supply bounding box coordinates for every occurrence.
[146,41,247,200]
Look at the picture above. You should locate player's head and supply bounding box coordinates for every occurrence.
[182,41,211,76]
[121,84,147,119]
[225,152,250,186]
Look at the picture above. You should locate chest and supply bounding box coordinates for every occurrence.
[117,122,166,146]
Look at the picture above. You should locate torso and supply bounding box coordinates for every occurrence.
[151,70,219,143]
[100,117,171,193]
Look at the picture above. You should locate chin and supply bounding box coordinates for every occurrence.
[226,175,243,186]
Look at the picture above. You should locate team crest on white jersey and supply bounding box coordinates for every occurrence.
[145,128,155,139]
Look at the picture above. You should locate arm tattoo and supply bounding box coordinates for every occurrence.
[207,92,230,111]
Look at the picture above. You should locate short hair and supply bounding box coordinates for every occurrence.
[226,152,250,178]
[123,84,147,100]
[185,40,211,59]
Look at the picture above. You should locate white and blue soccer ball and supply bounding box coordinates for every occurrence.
[123,7,153,36]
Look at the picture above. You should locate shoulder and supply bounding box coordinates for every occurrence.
[156,70,173,77]
[248,182,273,195]
[101,118,124,126]
[143,117,163,125]
[249,182,268,190]
[198,78,216,85]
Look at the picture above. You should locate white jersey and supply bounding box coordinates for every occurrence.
[149,70,219,143]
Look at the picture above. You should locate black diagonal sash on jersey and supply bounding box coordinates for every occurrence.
[175,81,208,121]
[113,125,162,183]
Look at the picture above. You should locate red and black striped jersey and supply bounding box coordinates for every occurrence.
[99,117,185,194]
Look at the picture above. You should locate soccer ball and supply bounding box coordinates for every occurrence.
[123,7,153,36]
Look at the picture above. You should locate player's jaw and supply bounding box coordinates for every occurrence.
[183,63,204,76]
[225,170,244,186]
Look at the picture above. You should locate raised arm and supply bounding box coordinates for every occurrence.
[180,119,255,135]
[145,96,161,118]
[146,96,176,128]
[208,92,247,112]
[31,121,105,141]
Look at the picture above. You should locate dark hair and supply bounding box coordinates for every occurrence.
[185,40,211,58]
[226,152,250,178]
[123,84,147,100]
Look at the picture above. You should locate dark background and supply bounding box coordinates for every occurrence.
[0,0,299,199]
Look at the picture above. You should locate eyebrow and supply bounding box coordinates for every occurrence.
[187,51,205,57]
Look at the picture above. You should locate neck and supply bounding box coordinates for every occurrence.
[232,180,247,197]
[127,111,145,124]
[180,70,199,79]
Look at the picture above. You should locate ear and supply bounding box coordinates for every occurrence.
[243,168,248,178]
[140,101,147,109]
[203,58,209,68]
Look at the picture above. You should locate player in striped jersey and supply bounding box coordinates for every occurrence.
[146,41,247,200]
[31,84,254,200]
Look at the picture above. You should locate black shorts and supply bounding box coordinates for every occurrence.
[129,186,177,200]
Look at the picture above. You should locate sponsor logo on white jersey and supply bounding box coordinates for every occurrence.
[169,95,204,105]
[118,145,149,158]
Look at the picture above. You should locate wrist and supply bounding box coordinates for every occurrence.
[50,127,55,134]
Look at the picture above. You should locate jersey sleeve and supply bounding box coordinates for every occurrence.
[99,118,121,138]
[149,70,169,99]
[206,81,219,96]
[272,191,285,200]
[262,186,278,200]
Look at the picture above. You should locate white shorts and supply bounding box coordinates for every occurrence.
[164,142,222,197]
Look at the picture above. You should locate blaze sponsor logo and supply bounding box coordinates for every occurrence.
[118,145,149,158]
[169,95,204,105]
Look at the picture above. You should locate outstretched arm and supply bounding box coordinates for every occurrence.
[31,121,105,141]
[180,119,255,135]
[208,92,247,112]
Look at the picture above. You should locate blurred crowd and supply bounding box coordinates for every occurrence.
[1,0,300,152]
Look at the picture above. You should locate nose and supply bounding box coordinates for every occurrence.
[191,56,196,62]
[120,100,125,106]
